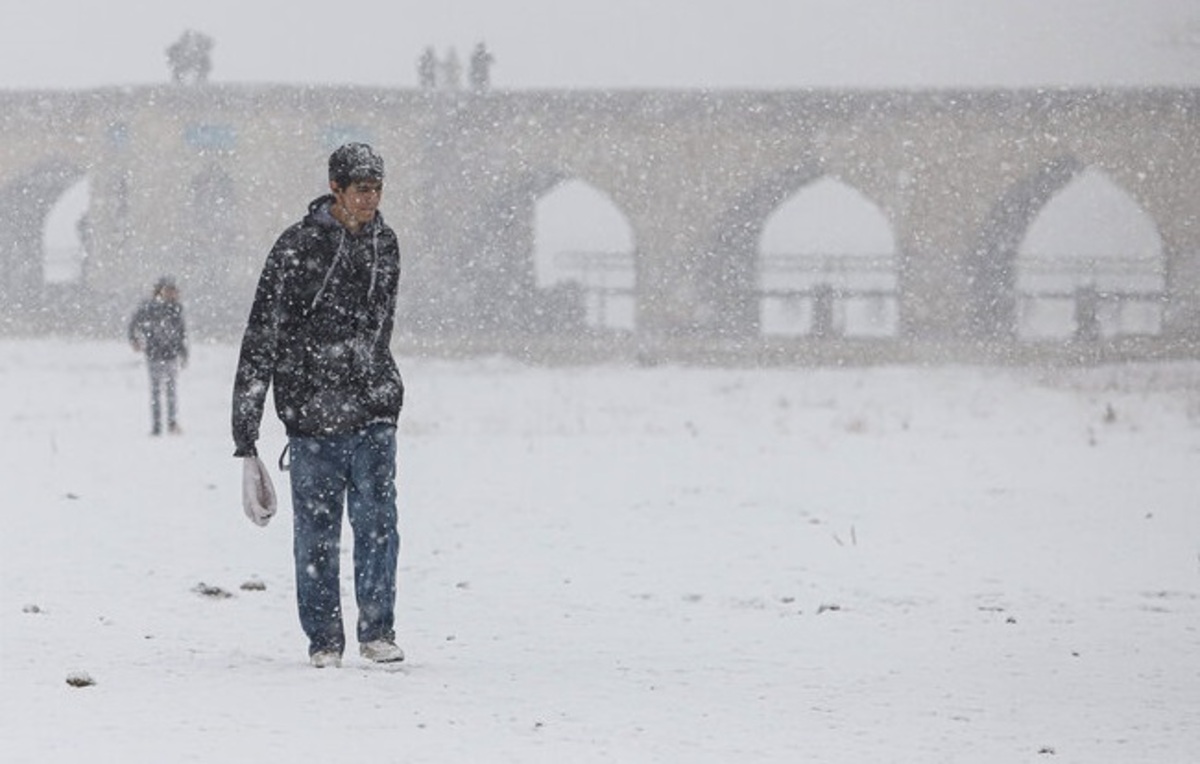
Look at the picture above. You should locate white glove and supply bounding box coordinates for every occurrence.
[241,456,277,527]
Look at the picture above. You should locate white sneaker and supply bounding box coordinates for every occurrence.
[359,639,405,663]
[310,651,342,668]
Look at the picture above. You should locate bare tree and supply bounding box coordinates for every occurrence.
[166,30,214,85]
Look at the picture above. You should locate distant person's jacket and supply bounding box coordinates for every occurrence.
[129,297,188,362]
[231,195,403,457]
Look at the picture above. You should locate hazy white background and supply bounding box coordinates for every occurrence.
[4,5,1199,762]
[3,0,1199,90]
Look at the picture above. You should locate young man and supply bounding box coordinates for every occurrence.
[232,143,405,668]
[129,276,188,436]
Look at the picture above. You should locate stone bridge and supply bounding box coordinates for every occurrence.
[0,85,1197,359]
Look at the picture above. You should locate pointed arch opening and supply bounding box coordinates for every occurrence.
[0,161,92,331]
[534,178,635,332]
[758,176,898,337]
[1016,168,1165,340]
[42,176,92,285]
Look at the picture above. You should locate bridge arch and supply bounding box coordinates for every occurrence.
[0,158,90,325]
[438,162,637,336]
[1016,167,1164,340]
[534,178,635,332]
[969,155,1085,340]
[701,161,828,337]
[970,154,1171,342]
[759,175,898,338]
[43,176,90,284]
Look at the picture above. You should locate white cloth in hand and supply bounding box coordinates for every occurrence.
[241,456,277,527]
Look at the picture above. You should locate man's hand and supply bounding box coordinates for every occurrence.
[241,456,277,527]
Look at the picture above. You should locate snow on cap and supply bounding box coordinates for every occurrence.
[329,142,385,187]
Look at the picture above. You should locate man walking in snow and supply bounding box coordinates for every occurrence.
[231,143,406,669]
[128,276,187,436]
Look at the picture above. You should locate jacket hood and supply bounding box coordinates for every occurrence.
[304,194,386,234]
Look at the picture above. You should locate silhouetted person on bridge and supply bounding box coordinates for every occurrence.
[469,42,494,91]
[440,47,462,90]
[418,47,437,89]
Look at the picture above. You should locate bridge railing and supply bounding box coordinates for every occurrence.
[551,250,905,337]
[759,253,899,338]
[549,250,1170,342]
[1015,255,1166,340]
[552,251,636,330]
[42,245,86,284]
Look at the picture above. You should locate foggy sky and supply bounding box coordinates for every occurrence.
[5,0,1200,91]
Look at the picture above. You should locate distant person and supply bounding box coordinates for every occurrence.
[469,42,494,91]
[417,46,437,89]
[440,47,462,90]
[128,276,188,436]
[231,142,406,669]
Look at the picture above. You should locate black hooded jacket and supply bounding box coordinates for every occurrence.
[231,195,403,457]
[129,297,187,362]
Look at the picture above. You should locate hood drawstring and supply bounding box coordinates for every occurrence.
[312,224,381,312]
[310,223,386,368]
[367,227,379,304]
[311,228,348,312]
[367,229,386,363]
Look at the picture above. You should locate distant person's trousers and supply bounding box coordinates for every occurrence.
[288,422,400,656]
[147,358,179,433]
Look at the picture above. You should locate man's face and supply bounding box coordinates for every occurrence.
[331,178,383,226]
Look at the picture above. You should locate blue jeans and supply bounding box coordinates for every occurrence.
[288,422,400,656]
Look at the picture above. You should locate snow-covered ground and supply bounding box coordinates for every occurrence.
[1,338,1198,763]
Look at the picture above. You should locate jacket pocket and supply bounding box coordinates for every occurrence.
[364,363,404,418]
[297,389,371,435]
